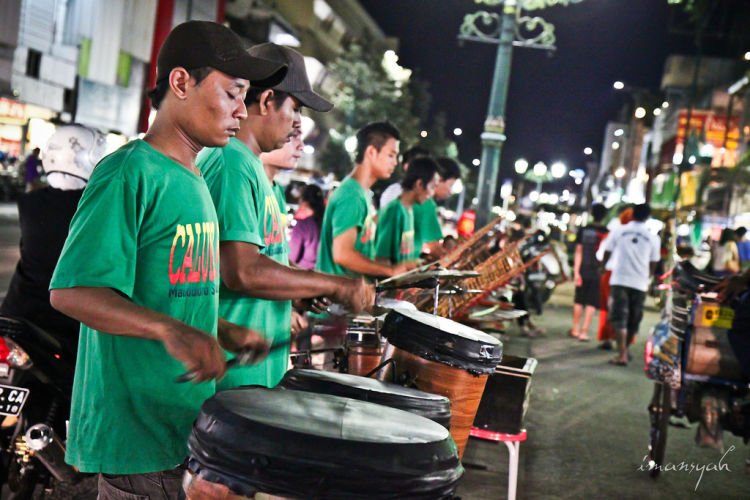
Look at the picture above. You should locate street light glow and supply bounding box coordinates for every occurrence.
[533,161,547,177]
[550,161,567,179]
[745,51,750,61]
[614,128,624,137]
[612,141,620,150]
[514,158,529,174]
[615,167,626,178]
[453,127,463,136]
[634,107,647,119]
[583,147,593,155]
[613,81,625,90]
[303,145,315,154]
[420,130,428,138]
[529,191,540,202]
[662,101,669,109]
[653,108,662,116]
[472,158,481,167]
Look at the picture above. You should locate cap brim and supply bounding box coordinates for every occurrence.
[220,54,288,87]
[292,90,334,112]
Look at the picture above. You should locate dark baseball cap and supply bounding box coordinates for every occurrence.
[247,43,333,112]
[156,21,287,87]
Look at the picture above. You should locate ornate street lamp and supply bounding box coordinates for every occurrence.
[459,0,585,227]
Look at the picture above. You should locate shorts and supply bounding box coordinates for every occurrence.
[608,285,646,334]
[98,467,185,499]
[574,277,601,308]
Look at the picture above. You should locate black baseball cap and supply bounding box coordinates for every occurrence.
[156,21,287,87]
[247,43,333,112]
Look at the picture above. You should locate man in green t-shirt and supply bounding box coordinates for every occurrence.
[48,21,286,497]
[317,122,415,279]
[376,157,439,264]
[413,157,462,258]
[198,43,373,390]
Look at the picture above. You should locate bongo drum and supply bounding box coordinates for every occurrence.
[279,368,452,428]
[345,325,384,376]
[185,387,463,499]
[381,308,502,458]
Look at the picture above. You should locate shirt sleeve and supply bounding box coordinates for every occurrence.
[415,201,443,245]
[650,234,661,262]
[331,195,367,239]
[211,151,264,248]
[50,177,141,298]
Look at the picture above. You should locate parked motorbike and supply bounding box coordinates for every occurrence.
[0,316,95,499]
[520,232,567,315]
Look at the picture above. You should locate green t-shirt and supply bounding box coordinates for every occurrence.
[272,181,289,235]
[198,138,291,390]
[316,177,376,277]
[50,140,220,474]
[375,198,417,264]
[413,198,443,253]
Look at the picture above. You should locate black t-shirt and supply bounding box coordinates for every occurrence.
[575,224,608,279]
[1,188,82,337]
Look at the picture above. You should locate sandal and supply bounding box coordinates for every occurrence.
[578,335,590,342]
[608,358,628,366]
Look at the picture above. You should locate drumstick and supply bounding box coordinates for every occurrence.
[175,326,345,383]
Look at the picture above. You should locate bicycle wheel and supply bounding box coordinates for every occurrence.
[647,381,671,478]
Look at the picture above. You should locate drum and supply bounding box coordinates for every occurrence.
[279,368,452,428]
[381,308,503,458]
[185,387,463,499]
[345,325,385,377]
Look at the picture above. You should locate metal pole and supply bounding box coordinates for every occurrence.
[475,0,517,228]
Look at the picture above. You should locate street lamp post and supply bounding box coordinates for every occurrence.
[459,0,584,228]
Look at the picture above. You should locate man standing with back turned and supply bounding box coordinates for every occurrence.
[49,21,285,498]
[601,203,660,366]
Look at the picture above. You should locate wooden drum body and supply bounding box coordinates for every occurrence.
[381,308,503,458]
[345,328,384,376]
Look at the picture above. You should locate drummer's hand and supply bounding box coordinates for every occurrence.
[160,323,226,382]
[390,261,417,277]
[217,320,270,365]
[310,296,332,314]
[337,278,375,314]
[291,310,308,336]
[715,273,748,304]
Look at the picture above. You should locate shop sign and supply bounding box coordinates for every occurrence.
[676,109,741,167]
[0,98,26,124]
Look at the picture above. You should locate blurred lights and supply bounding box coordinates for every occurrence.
[634,107,647,119]
[653,108,662,117]
[745,51,750,61]
[420,130,428,138]
[344,136,357,153]
[613,81,625,90]
[661,101,669,109]
[614,128,624,137]
[514,158,529,174]
[689,155,697,164]
[472,158,481,167]
[303,144,315,154]
[453,128,463,136]
[673,153,683,164]
[583,147,593,155]
[612,142,620,150]
[533,161,547,177]
[615,167,626,178]
[550,161,567,179]
[529,191,540,202]
[574,178,583,185]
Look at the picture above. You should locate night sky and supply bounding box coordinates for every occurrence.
[359,0,695,187]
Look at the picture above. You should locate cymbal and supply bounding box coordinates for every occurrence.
[378,269,480,289]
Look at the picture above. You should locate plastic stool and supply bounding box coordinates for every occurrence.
[469,427,527,500]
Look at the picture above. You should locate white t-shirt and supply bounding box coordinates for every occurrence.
[601,220,660,292]
[379,182,402,209]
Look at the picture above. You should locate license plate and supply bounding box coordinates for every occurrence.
[0,384,29,417]
[528,272,546,281]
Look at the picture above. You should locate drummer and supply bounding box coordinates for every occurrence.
[197,43,374,390]
[316,121,415,279]
[375,156,439,264]
[49,21,284,498]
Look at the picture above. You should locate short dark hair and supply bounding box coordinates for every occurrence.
[591,203,607,222]
[244,88,291,109]
[435,157,461,181]
[148,66,214,109]
[632,203,650,222]
[720,227,736,245]
[402,157,438,190]
[402,146,430,166]
[735,226,747,238]
[355,121,400,164]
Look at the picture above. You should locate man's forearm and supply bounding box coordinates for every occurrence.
[573,244,583,277]
[223,253,348,300]
[336,249,393,277]
[50,287,176,341]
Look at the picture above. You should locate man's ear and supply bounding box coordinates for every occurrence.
[258,89,276,115]
[414,178,424,192]
[168,67,192,100]
[364,144,379,162]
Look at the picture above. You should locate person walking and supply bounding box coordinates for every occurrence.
[709,228,740,277]
[570,203,608,341]
[23,147,42,192]
[49,21,284,498]
[289,184,325,270]
[600,203,660,366]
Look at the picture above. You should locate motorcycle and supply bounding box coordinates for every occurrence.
[520,232,568,315]
[0,316,96,499]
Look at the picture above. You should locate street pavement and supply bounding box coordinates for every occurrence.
[1,208,748,498]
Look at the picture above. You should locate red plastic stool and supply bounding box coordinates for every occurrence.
[469,427,527,500]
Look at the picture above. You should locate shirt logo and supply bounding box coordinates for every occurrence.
[400,229,415,257]
[168,222,218,285]
[264,195,285,246]
[360,213,376,244]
